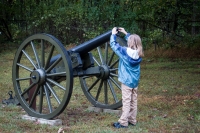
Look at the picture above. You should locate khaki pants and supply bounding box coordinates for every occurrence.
[118,83,137,126]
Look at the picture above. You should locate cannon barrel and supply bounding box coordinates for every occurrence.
[70,30,112,55]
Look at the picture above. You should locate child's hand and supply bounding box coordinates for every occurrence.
[112,27,118,35]
[118,27,127,35]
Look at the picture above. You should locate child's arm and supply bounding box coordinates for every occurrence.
[110,34,126,58]
[110,27,131,58]
[125,33,130,41]
[117,27,130,41]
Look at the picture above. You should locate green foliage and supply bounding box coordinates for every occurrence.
[182,34,200,48]
[0,0,200,48]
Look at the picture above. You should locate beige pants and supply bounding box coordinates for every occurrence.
[118,83,137,126]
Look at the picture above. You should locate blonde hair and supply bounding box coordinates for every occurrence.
[127,34,144,57]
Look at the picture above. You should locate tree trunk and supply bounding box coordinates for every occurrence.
[0,18,12,40]
[191,0,196,35]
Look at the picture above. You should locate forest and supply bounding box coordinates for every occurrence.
[0,0,200,50]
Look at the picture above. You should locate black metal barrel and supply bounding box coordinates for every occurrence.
[70,30,112,55]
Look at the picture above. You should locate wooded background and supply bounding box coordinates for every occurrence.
[0,0,199,49]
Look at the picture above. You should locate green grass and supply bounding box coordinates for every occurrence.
[138,58,200,133]
[0,45,200,132]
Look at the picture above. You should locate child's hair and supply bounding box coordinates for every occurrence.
[127,34,144,57]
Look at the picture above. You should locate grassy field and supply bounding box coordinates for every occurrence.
[0,44,200,133]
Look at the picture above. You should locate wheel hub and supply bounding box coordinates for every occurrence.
[100,65,110,79]
[31,69,46,84]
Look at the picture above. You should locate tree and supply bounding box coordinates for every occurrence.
[0,0,199,48]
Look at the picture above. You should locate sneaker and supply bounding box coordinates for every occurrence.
[113,122,128,128]
[113,122,120,127]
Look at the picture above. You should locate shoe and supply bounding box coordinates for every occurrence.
[113,122,128,128]
[113,122,120,127]
[128,122,136,126]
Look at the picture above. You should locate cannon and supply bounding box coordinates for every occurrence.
[12,30,127,119]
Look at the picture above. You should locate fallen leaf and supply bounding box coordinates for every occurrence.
[35,120,40,125]
[162,90,167,92]
[58,127,63,133]
[162,114,167,118]
[152,108,158,111]
[148,115,156,119]
[187,116,194,120]
[58,126,70,133]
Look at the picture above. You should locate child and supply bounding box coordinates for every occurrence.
[110,27,144,128]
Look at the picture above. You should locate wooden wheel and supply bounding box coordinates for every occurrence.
[80,37,127,109]
[12,33,73,119]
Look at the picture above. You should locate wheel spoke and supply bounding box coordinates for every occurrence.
[16,77,31,81]
[44,45,55,69]
[104,80,108,104]
[93,56,100,66]
[109,76,121,90]
[110,68,118,71]
[105,43,108,64]
[44,84,53,113]
[46,82,61,104]
[41,39,45,67]
[88,78,100,92]
[17,63,33,72]
[46,78,66,91]
[21,82,36,96]
[108,52,115,66]
[31,41,41,68]
[108,79,118,102]
[22,50,38,69]
[97,47,105,65]
[110,72,118,77]
[46,56,62,73]
[39,86,44,113]
[95,80,103,101]
[110,59,119,68]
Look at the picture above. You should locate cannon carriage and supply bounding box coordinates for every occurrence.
[12,30,127,119]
